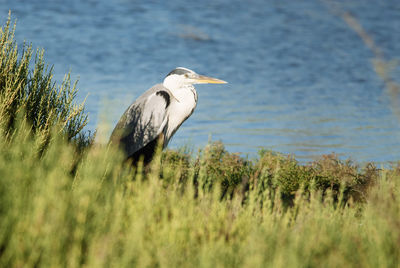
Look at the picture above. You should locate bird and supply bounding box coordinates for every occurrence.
[109,67,227,164]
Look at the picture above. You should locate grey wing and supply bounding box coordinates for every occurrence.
[110,88,170,157]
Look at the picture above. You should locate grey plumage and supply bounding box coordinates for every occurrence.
[110,84,176,159]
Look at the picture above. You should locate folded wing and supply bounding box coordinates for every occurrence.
[110,84,171,158]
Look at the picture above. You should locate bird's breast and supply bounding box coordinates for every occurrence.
[167,96,196,127]
[164,88,197,141]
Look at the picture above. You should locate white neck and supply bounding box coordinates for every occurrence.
[163,75,184,91]
[163,75,194,101]
[162,83,198,145]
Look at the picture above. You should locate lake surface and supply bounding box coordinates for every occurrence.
[1,0,400,164]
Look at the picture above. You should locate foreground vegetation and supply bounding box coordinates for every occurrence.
[1,15,400,268]
[1,119,400,267]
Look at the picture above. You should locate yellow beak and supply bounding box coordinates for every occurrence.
[195,74,228,84]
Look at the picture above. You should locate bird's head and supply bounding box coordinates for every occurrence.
[163,67,227,91]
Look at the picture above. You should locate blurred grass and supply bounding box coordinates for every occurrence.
[1,12,400,268]
[1,117,400,267]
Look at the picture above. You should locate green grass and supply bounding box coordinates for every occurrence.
[1,14,400,268]
[1,119,400,267]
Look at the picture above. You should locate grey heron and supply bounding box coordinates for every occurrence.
[109,67,227,164]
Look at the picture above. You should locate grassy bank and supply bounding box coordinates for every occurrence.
[1,119,400,267]
[1,15,400,268]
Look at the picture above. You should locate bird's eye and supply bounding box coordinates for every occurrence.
[184,74,189,78]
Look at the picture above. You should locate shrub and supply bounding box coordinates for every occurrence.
[0,14,92,150]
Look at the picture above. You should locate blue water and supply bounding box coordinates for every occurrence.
[1,0,400,163]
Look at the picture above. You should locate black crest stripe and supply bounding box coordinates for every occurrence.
[166,68,191,77]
